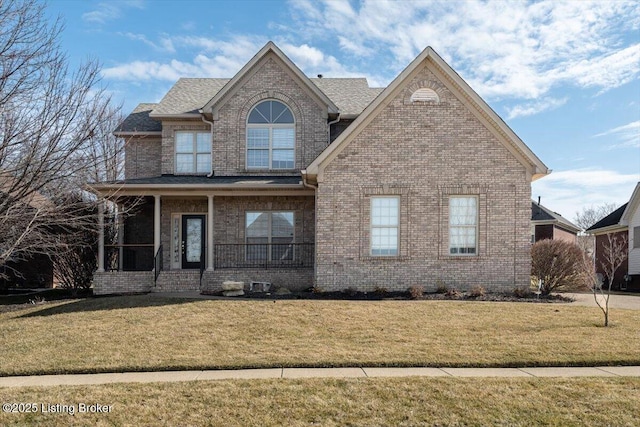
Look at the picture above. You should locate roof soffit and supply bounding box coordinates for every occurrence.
[202,42,339,119]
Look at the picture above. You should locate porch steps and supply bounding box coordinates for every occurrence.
[153,271,201,292]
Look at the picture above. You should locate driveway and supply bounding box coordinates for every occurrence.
[563,292,640,310]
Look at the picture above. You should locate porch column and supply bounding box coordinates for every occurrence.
[117,203,124,271]
[207,195,214,271]
[154,195,161,255]
[97,201,105,272]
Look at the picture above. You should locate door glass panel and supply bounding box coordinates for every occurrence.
[186,218,202,263]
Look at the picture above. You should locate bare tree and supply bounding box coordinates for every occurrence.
[584,233,628,327]
[0,0,120,287]
[573,203,618,258]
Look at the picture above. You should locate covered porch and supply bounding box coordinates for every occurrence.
[91,176,316,295]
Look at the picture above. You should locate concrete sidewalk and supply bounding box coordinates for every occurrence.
[1,366,638,388]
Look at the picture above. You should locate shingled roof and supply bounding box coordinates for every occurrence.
[586,203,628,232]
[116,77,382,130]
[114,103,161,133]
[531,201,580,233]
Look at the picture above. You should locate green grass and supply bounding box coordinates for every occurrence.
[1,295,639,376]
[1,377,638,426]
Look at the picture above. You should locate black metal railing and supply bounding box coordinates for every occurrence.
[154,245,163,284]
[214,243,314,269]
[104,244,154,272]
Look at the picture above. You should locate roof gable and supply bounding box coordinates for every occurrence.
[586,203,628,232]
[531,201,580,233]
[621,182,640,224]
[304,46,549,182]
[202,41,339,119]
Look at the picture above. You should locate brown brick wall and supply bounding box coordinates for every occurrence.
[315,65,532,292]
[93,271,153,295]
[211,55,329,175]
[124,137,161,179]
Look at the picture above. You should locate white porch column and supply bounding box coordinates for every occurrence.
[207,195,214,271]
[154,195,161,255]
[97,201,105,272]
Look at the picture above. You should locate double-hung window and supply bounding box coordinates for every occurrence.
[449,196,477,255]
[370,197,399,256]
[247,100,294,169]
[175,132,211,174]
[246,212,294,261]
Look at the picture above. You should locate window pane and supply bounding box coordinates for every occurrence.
[247,128,269,148]
[176,154,193,173]
[272,212,294,238]
[272,149,294,169]
[272,128,294,148]
[175,132,193,153]
[247,149,269,168]
[246,213,269,238]
[196,133,210,153]
[248,105,269,123]
[449,196,477,254]
[371,197,399,226]
[273,108,294,123]
[196,154,211,173]
[270,101,286,122]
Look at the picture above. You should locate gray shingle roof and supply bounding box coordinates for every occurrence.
[310,78,383,116]
[586,203,627,232]
[115,103,161,133]
[531,201,580,232]
[150,78,230,116]
[120,77,383,132]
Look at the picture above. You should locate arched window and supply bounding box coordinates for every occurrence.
[247,100,295,169]
[410,88,439,103]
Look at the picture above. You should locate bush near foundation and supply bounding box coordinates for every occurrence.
[531,239,589,295]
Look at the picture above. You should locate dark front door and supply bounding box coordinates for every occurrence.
[181,215,205,269]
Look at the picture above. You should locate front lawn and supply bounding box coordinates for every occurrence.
[1,377,638,426]
[1,295,639,376]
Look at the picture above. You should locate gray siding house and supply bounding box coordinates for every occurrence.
[91,42,549,295]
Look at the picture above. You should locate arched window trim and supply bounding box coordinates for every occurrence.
[246,100,296,170]
[410,88,440,103]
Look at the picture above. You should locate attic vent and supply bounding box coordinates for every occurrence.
[411,88,439,103]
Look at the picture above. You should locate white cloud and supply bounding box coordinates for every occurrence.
[118,33,175,53]
[290,0,640,106]
[506,97,568,119]
[82,1,144,24]
[532,168,639,220]
[594,120,640,149]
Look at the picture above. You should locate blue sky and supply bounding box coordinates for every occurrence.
[45,0,640,223]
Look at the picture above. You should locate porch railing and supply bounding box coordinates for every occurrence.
[154,245,163,284]
[214,243,314,269]
[104,244,154,272]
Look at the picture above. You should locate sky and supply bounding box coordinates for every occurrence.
[44,0,640,224]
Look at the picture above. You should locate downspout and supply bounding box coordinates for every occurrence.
[327,113,341,145]
[200,110,215,178]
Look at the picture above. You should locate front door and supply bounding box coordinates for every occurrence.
[181,215,205,269]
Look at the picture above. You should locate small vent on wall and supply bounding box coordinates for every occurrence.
[411,88,439,103]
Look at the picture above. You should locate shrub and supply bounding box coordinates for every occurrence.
[531,239,590,295]
[435,281,448,294]
[445,288,462,298]
[513,286,533,298]
[468,285,486,298]
[408,285,424,299]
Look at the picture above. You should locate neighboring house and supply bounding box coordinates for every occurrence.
[90,42,549,295]
[586,183,640,291]
[0,172,54,289]
[531,199,580,243]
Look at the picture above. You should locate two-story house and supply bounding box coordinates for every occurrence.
[91,42,549,295]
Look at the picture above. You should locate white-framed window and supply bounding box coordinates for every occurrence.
[175,131,211,174]
[371,197,399,256]
[246,211,294,260]
[247,100,295,170]
[449,196,477,255]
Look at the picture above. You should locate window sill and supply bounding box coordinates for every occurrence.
[361,255,408,262]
